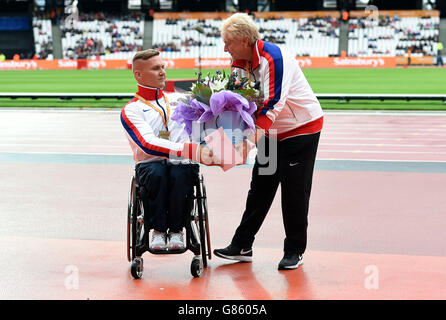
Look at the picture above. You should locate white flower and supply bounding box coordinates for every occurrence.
[209,78,229,92]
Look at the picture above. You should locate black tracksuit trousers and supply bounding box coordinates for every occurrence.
[136,161,199,234]
[231,132,321,255]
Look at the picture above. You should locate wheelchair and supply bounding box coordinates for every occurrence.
[126,167,211,279]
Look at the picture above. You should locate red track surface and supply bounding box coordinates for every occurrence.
[0,110,445,300]
[319,112,446,162]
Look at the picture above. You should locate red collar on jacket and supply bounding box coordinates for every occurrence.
[136,84,164,100]
[231,39,264,71]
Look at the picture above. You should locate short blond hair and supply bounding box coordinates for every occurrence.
[132,49,159,64]
[221,13,260,45]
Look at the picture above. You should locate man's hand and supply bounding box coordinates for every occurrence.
[198,145,223,167]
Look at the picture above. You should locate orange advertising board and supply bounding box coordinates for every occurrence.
[164,57,397,69]
[349,9,439,18]
[0,59,130,71]
[253,11,341,19]
[154,10,439,20]
[295,57,397,68]
[3,56,437,71]
[163,57,232,69]
[154,12,232,20]
[395,56,434,65]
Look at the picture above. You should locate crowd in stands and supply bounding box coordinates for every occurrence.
[348,15,440,57]
[14,11,444,62]
[32,15,54,59]
[295,16,340,37]
[153,15,340,59]
[292,16,340,56]
[258,26,288,44]
[152,17,224,58]
[60,12,144,59]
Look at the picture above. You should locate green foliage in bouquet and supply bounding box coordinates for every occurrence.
[191,70,262,107]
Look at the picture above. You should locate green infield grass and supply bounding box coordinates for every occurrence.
[0,68,445,109]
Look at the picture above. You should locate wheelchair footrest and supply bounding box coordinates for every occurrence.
[147,248,188,255]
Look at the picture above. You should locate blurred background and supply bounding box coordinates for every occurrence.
[0,0,444,64]
[0,0,444,110]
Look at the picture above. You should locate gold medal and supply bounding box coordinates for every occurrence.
[159,130,170,140]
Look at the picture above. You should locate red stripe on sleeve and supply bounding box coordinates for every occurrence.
[121,106,174,157]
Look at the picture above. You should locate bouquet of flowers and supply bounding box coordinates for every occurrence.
[171,70,263,145]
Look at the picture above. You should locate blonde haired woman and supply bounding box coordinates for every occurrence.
[213,13,324,270]
[221,12,260,45]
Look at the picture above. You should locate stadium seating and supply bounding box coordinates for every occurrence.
[283,16,340,57]
[153,15,340,59]
[348,15,440,57]
[60,13,144,60]
[28,11,440,62]
[32,17,54,59]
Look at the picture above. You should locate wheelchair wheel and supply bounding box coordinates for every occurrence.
[127,176,135,262]
[127,175,144,263]
[200,175,212,261]
[131,258,144,279]
[190,257,203,278]
[195,174,211,268]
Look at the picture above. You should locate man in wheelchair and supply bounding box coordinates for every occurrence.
[121,49,217,251]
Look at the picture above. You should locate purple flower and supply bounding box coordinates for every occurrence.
[171,91,257,136]
[171,99,205,135]
[209,90,256,132]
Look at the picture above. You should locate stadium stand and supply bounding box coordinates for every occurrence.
[348,14,440,57]
[152,17,224,59]
[32,16,54,59]
[60,12,144,60]
[152,15,340,59]
[286,16,340,57]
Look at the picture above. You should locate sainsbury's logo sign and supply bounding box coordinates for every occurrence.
[164,59,176,68]
[57,60,77,68]
[195,58,231,67]
[333,57,386,67]
[87,60,107,69]
[295,58,313,68]
[0,60,37,70]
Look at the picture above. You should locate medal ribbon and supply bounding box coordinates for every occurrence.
[245,62,252,87]
[135,93,170,130]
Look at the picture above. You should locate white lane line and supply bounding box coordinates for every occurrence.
[316,157,446,163]
[319,143,446,148]
[0,144,128,148]
[0,151,132,156]
[318,149,446,155]
[323,111,446,116]
[323,132,446,136]
[320,137,446,141]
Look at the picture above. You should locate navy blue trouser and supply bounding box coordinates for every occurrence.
[231,132,321,255]
[136,161,199,233]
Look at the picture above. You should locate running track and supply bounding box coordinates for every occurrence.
[0,109,445,300]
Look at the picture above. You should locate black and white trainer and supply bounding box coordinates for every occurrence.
[213,244,253,262]
[278,253,303,270]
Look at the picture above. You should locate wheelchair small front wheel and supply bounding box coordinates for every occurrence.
[131,258,144,279]
[190,257,203,278]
